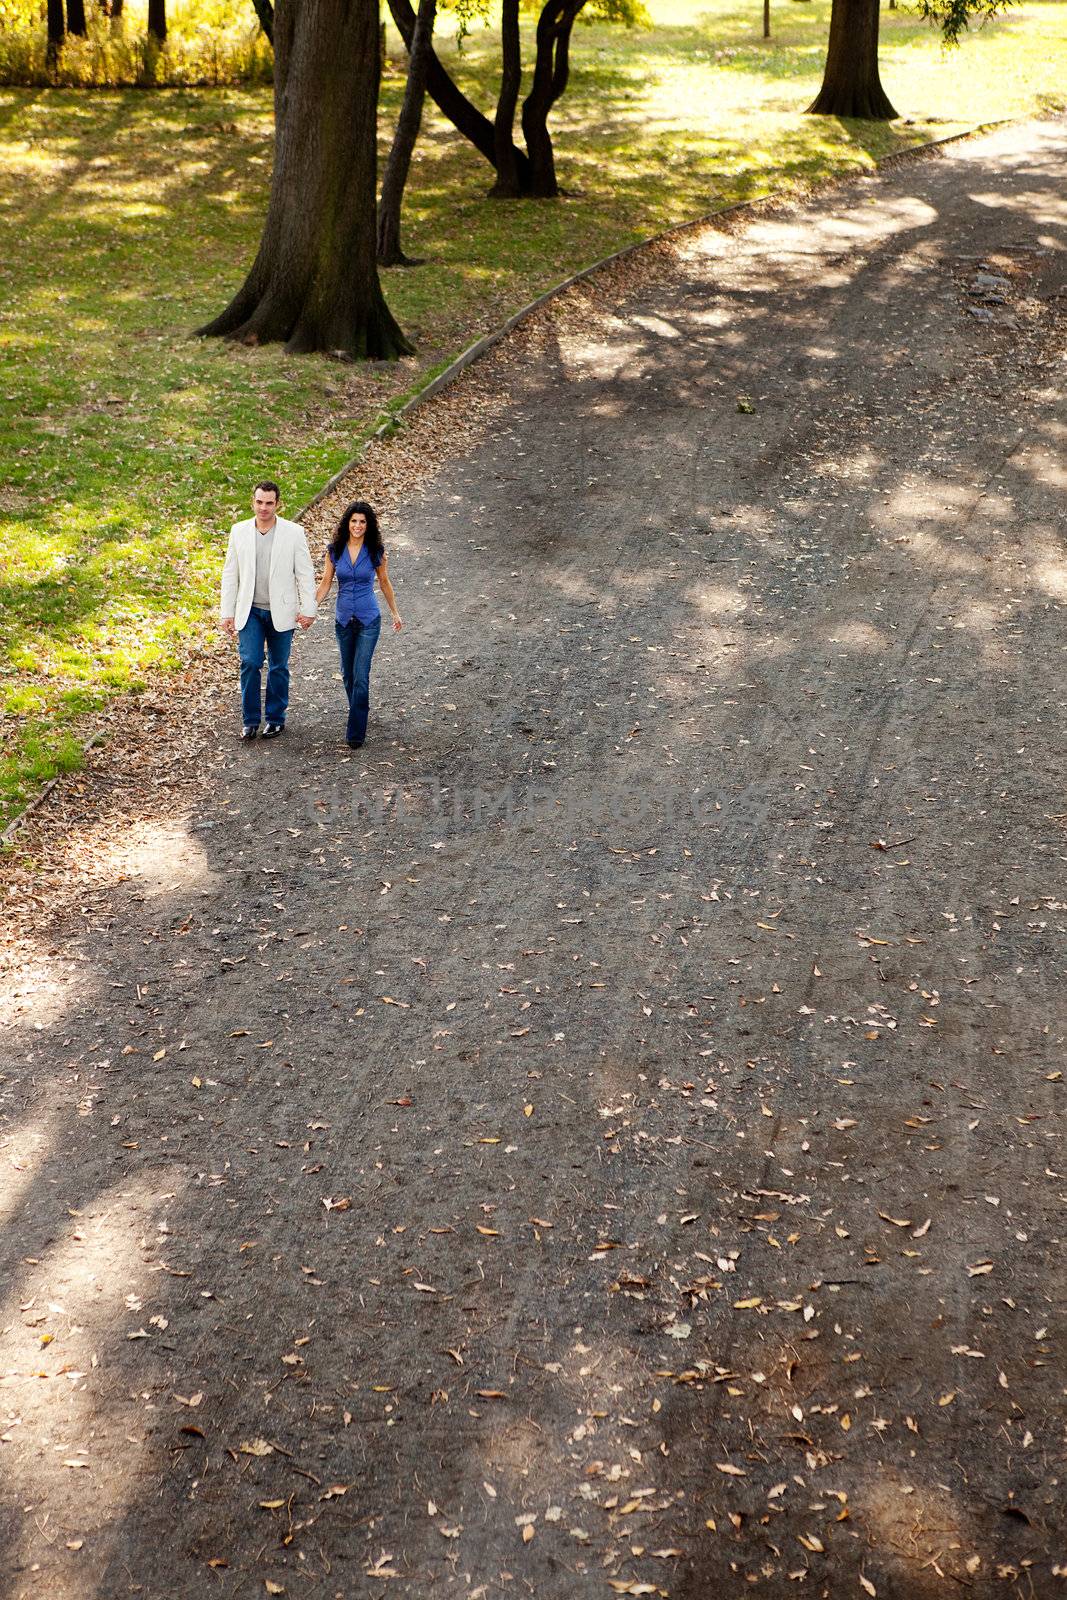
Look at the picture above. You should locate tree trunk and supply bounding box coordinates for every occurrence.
[520,0,583,199]
[490,0,522,198]
[251,0,274,41]
[386,0,533,192]
[46,0,65,74]
[763,0,770,38]
[377,0,436,265]
[66,0,87,36]
[147,0,166,41]
[199,0,411,359]
[806,0,897,118]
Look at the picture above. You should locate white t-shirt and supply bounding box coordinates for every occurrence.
[252,523,276,609]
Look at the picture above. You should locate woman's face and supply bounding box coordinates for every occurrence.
[349,513,368,539]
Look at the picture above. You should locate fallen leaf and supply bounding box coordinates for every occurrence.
[238,1438,274,1456]
[716,1462,747,1476]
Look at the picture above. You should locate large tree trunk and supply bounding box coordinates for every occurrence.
[806,0,897,118]
[386,0,533,192]
[377,0,436,265]
[490,0,523,198]
[520,0,583,199]
[66,0,87,36]
[46,0,65,74]
[199,0,411,359]
[147,0,166,41]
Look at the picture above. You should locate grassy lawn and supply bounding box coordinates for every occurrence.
[1,0,1065,830]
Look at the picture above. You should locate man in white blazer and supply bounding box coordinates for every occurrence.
[219,481,317,741]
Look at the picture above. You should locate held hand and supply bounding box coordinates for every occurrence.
[297,614,316,630]
[220,617,236,636]
[392,615,403,633]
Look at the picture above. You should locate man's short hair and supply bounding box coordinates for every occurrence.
[253,480,281,500]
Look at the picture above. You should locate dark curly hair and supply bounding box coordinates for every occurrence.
[330,500,384,568]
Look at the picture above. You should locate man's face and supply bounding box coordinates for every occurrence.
[253,489,279,524]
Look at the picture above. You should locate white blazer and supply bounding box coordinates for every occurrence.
[219,516,318,633]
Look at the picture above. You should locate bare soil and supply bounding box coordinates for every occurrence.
[2,117,1065,1600]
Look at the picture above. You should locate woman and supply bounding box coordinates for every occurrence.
[316,500,402,749]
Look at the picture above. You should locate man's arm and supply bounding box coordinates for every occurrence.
[293,525,317,627]
[219,526,239,633]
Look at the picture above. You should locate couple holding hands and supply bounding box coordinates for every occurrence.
[219,481,402,749]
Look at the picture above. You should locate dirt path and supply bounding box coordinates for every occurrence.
[2,118,1066,1600]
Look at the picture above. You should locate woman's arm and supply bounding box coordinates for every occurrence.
[314,553,336,606]
[377,556,403,631]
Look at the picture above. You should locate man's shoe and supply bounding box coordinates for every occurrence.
[346,738,364,750]
[261,723,285,740]
[241,725,259,741]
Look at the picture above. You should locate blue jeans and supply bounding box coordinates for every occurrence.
[335,613,381,745]
[238,606,293,728]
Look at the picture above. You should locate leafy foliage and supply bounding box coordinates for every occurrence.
[0,0,272,85]
[912,0,1015,46]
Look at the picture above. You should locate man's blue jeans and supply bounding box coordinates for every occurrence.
[238,606,293,729]
[335,614,381,745]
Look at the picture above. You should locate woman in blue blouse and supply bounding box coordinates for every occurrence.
[315,500,402,749]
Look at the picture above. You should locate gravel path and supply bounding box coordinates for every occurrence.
[2,117,1066,1600]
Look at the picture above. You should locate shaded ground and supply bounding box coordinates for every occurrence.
[2,118,1066,1599]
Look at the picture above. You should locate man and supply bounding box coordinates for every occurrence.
[219,481,317,741]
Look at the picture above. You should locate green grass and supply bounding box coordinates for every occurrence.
[1,0,1066,828]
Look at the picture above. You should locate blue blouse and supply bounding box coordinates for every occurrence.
[333,542,381,627]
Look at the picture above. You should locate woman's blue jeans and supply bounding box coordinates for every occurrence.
[335,613,381,745]
[238,606,293,729]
